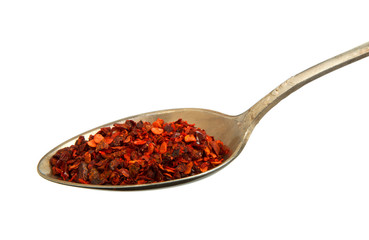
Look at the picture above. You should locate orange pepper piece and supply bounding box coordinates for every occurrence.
[87,139,97,147]
[184,134,196,142]
[159,142,167,154]
[151,127,163,135]
[93,134,104,144]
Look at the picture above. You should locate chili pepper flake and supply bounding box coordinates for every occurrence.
[87,140,97,148]
[124,135,132,143]
[133,139,147,145]
[209,141,220,155]
[93,134,104,143]
[159,142,167,154]
[184,161,193,175]
[49,118,230,185]
[184,134,196,142]
[151,127,164,135]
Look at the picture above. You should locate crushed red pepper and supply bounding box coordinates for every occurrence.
[50,118,230,185]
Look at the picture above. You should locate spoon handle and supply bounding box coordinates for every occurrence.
[245,41,369,126]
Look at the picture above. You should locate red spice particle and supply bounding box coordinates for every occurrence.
[184,134,196,142]
[133,139,147,145]
[200,166,208,173]
[209,141,220,155]
[199,164,208,173]
[123,153,131,161]
[124,135,132,143]
[146,143,154,155]
[164,166,175,173]
[93,134,104,143]
[78,179,89,184]
[151,127,163,135]
[204,146,211,156]
[104,137,114,145]
[84,152,91,163]
[87,140,97,148]
[159,142,167,154]
[96,139,109,151]
[68,162,79,171]
[89,168,103,184]
[177,164,186,173]
[119,168,130,178]
[72,149,77,158]
[69,173,77,182]
[184,161,193,175]
[163,173,172,178]
[209,153,217,159]
[152,119,164,128]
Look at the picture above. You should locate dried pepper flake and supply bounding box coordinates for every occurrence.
[87,140,97,148]
[184,134,196,142]
[93,134,104,143]
[159,142,167,154]
[151,127,164,135]
[50,118,230,185]
[133,139,147,145]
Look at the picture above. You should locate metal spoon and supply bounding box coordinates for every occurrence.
[38,42,369,190]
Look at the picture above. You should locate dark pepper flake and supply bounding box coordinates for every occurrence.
[88,168,103,185]
[49,118,230,185]
[78,162,88,181]
[164,124,174,132]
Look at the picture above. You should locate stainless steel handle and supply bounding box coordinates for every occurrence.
[244,42,369,126]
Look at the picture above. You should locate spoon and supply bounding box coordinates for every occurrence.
[38,42,369,190]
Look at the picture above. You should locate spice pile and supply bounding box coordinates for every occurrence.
[50,118,230,185]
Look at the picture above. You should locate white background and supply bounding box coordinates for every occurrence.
[1,1,369,239]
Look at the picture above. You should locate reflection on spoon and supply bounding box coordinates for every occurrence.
[38,42,369,190]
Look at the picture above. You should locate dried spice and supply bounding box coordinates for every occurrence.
[50,119,230,185]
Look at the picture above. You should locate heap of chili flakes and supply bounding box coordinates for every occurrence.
[50,118,230,185]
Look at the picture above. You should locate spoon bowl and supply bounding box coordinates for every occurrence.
[38,42,369,190]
